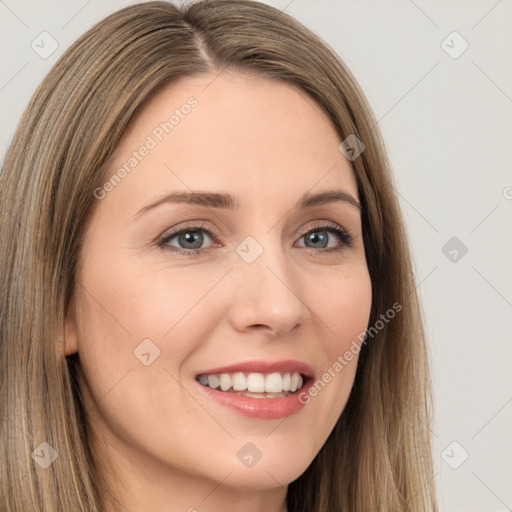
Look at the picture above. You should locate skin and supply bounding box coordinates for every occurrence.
[65,71,372,512]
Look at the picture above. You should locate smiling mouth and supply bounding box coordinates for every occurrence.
[195,371,305,399]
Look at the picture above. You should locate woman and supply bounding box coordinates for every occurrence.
[0,1,438,511]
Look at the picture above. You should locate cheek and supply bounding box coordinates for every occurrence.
[73,254,233,413]
[76,251,228,343]
[308,263,373,352]
[72,258,216,457]
[296,264,372,428]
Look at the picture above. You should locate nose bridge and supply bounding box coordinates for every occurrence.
[228,232,310,335]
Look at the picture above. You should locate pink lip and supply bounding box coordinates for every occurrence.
[195,359,314,420]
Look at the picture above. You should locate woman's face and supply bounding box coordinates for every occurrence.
[65,71,372,509]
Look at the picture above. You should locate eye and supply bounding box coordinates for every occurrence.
[157,222,216,255]
[295,222,353,252]
[157,220,353,256]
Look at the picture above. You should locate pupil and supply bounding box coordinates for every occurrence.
[180,231,202,249]
[307,231,327,248]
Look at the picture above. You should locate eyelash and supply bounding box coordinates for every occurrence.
[156,221,353,256]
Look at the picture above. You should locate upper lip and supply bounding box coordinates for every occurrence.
[195,359,314,379]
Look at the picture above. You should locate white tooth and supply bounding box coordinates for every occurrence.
[265,372,283,393]
[297,375,303,390]
[247,373,265,393]
[282,373,291,391]
[290,373,300,392]
[199,375,208,386]
[219,373,232,391]
[207,374,220,389]
[232,372,247,391]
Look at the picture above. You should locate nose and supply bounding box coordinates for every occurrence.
[227,242,311,338]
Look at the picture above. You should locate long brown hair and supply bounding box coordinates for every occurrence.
[0,1,438,510]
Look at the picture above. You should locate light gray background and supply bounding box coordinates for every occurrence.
[1,1,511,510]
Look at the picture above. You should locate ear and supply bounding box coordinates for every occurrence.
[64,294,79,356]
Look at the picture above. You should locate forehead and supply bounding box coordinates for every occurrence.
[102,71,358,208]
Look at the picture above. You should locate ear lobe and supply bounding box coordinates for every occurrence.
[64,295,79,356]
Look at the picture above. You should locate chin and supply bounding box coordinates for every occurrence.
[211,447,311,490]
[220,465,305,491]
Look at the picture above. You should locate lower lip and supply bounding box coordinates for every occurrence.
[196,380,311,419]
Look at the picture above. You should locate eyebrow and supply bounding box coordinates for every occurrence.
[133,189,362,220]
